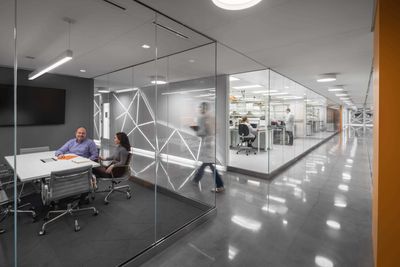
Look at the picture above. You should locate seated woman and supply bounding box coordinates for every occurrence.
[240,116,258,146]
[93,132,131,183]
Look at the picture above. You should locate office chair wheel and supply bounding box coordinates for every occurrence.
[38,230,46,236]
[104,200,109,205]
[126,192,131,199]
[93,210,99,216]
[236,151,239,154]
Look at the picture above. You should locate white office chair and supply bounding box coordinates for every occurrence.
[39,166,99,235]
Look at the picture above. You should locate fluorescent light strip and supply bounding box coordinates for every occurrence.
[115,87,139,93]
[229,76,240,81]
[98,90,110,93]
[328,88,344,92]
[28,49,73,80]
[263,92,289,96]
[151,80,167,85]
[336,93,348,97]
[232,84,262,89]
[161,88,215,95]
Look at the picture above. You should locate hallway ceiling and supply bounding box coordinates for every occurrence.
[0,0,374,108]
[140,0,374,108]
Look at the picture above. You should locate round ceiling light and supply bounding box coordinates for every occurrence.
[212,0,262,10]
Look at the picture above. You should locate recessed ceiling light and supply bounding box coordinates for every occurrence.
[142,44,150,49]
[336,93,348,97]
[230,76,240,81]
[317,74,337,83]
[232,84,262,89]
[151,80,167,85]
[80,69,86,73]
[328,85,344,91]
[188,59,195,63]
[212,0,262,10]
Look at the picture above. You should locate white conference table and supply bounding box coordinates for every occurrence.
[4,151,100,182]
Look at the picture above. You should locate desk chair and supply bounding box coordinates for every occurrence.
[39,166,99,235]
[97,153,132,205]
[237,124,257,155]
[0,164,36,230]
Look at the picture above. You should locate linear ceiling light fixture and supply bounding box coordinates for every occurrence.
[212,0,262,10]
[28,50,73,80]
[29,18,74,80]
[317,73,337,83]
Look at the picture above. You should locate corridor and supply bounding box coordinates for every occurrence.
[142,129,373,267]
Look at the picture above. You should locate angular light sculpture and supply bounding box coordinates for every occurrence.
[28,49,73,80]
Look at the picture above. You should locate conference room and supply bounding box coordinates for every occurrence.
[0,1,223,266]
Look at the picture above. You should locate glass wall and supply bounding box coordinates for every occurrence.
[0,1,216,266]
[228,69,337,175]
[0,0,16,266]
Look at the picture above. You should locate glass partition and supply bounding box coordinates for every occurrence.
[0,0,17,266]
[228,69,334,176]
[0,0,217,266]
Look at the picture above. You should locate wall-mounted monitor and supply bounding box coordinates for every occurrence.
[0,84,66,126]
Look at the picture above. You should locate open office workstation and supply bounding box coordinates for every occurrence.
[0,1,340,266]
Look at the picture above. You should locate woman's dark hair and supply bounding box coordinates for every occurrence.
[116,132,131,151]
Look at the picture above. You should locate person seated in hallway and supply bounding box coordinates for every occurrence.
[93,132,131,180]
[285,108,295,146]
[240,116,258,147]
[55,127,98,161]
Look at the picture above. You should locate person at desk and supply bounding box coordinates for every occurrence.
[93,132,131,178]
[55,127,98,160]
[285,108,295,145]
[240,116,258,147]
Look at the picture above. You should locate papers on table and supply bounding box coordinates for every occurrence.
[72,157,92,164]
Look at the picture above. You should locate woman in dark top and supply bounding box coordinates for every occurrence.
[93,132,131,181]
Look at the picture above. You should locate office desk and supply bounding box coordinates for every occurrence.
[5,151,99,182]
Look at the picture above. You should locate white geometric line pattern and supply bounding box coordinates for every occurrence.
[112,89,202,162]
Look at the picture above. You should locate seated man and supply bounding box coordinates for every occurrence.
[240,116,258,146]
[55,127,98,161]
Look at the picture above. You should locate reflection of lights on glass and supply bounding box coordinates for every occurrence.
[285,182,297,188]
[228,245,239,260]
[288,178,302,184]
[247,179,261,186]
[231,215,262,232]
[326,220,341,230]
[261,205,277,214]
[344,164,352,168]
[321,166,325,172]
[302,198,307,202]
[267,195,286,203]
[338,184,349,191]
[334,200,347,208]
[346,159,354,164]
[306,170,318,174]
[283,219,288,225]
[274,182,284,186]
[342,173,351,180]
[315,255,334,267]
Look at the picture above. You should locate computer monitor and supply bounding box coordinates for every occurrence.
[250,123,258,128]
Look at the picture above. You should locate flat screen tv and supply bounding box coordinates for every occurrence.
[0,84,66,126]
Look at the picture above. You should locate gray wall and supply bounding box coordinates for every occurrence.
[0,67,93,163]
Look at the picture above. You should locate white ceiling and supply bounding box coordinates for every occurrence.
[140,0,374,107]
[0,0,374,108]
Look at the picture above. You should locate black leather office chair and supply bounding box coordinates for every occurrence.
[97,153,132,204]
[38,166,99,235]
[237,124,257,155]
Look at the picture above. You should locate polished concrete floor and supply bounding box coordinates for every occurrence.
[141,129,373,267]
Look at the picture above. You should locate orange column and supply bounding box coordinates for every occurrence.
[373,1,400,266]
